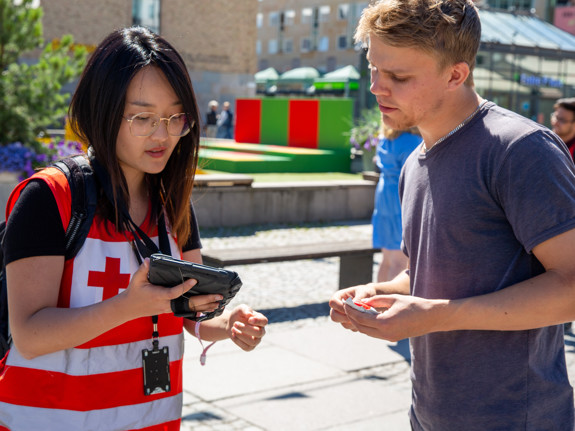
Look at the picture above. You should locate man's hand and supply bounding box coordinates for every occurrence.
[343,294,448,342]
[329,283,378,331]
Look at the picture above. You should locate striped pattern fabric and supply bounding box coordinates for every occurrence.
[0,168,185,431]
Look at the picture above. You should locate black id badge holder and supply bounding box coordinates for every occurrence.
[142,315,171,395]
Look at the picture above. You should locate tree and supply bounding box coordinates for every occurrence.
[0,0,87,151]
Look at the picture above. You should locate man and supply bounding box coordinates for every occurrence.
[552,97,575,334]
[216,101,234,139]
[329,0,575,429]
[552,97,575,162]
[204,100,218,138]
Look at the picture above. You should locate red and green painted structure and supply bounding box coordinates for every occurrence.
[199,98,353,173]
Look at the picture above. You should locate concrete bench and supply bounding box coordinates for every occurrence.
[202,239,378,289]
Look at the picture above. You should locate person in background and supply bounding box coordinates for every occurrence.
[552,97,575,333]
[372,124,420,282]
[330,0,575,429]
[216,101,234,139]
[204,100,219,138]
[0,27,267,430]
[551,97,575,161]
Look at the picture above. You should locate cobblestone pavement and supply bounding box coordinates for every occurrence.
[179,220,575,430]
[199,220,376,320]
[181,220,387,430]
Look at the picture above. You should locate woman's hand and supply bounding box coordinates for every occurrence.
[125,259,227,318]
[226,305,268,351]
[119,258,193,318]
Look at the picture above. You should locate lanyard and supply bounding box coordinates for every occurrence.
[92,157,172,348]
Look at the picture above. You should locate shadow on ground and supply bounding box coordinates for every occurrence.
[259,302,331,324]
[199,219,370,239]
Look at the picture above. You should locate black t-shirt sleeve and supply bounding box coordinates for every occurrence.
[4,179,201,261]
[4,179,66,265]
[181,202,202,252]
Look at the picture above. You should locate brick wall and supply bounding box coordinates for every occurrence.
[40,0,258,119]
[42,0,131,48]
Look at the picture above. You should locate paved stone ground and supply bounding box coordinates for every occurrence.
[181,220,390,430]
[179,220,575,430]
[199,220,376,318]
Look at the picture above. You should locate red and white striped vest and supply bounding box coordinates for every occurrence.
[0,167,185,431]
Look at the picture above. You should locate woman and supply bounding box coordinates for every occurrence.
[372,124,421,282]
[0,27,267,430]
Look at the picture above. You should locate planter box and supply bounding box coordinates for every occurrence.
[193,180,375,227]
[0,176,376,227]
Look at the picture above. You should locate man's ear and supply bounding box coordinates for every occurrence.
[446,62,470,90]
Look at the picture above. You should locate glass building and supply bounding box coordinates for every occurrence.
[476,9,575,127]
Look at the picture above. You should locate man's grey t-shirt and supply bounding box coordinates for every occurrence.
[400,102,575,430]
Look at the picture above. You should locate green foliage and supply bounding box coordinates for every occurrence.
[0,0,88,150]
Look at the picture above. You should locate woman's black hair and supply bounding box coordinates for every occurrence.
[69,26,200,244]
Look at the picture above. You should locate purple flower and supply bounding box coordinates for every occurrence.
[0,142,37,174]
[1,139,85,179]
[51,140,84,160]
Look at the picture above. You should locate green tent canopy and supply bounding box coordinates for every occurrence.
[255,67,279,94]
[277,67,320,94]
[314,65,360,91]
[278,67,321,81]
[255,67,279,84]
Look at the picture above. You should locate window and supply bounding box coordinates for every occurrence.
[302,7,313,24]
[337,35,348,50]
[318,36,329,52]
[268,39,278,55]
[257,13,263,28]
[283,38,294,53]
[256,40,262,56]
[132,0,161,34]
[301,37,312,53]
[269,12,279,26]
[486,0,533,10]
[284,10,296,26]
[352,2,368,19]
[338,3,349,20]
[319,5,331,22]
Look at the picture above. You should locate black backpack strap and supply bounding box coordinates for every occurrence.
[0,220,9,355]
[0,156,97,358]
[53,155,98,260]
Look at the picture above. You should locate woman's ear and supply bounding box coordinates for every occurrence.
[446,62,470,90]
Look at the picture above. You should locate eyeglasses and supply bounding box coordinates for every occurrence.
[123,112,194,137]
[551,112,575,125]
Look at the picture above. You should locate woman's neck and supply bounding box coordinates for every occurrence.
[125,171,149,227]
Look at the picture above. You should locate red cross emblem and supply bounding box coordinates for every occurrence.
[88,257,131,301]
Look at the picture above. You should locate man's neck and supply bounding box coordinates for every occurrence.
[420,90,483,151]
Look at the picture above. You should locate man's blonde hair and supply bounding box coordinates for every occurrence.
[356,0,481,86]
